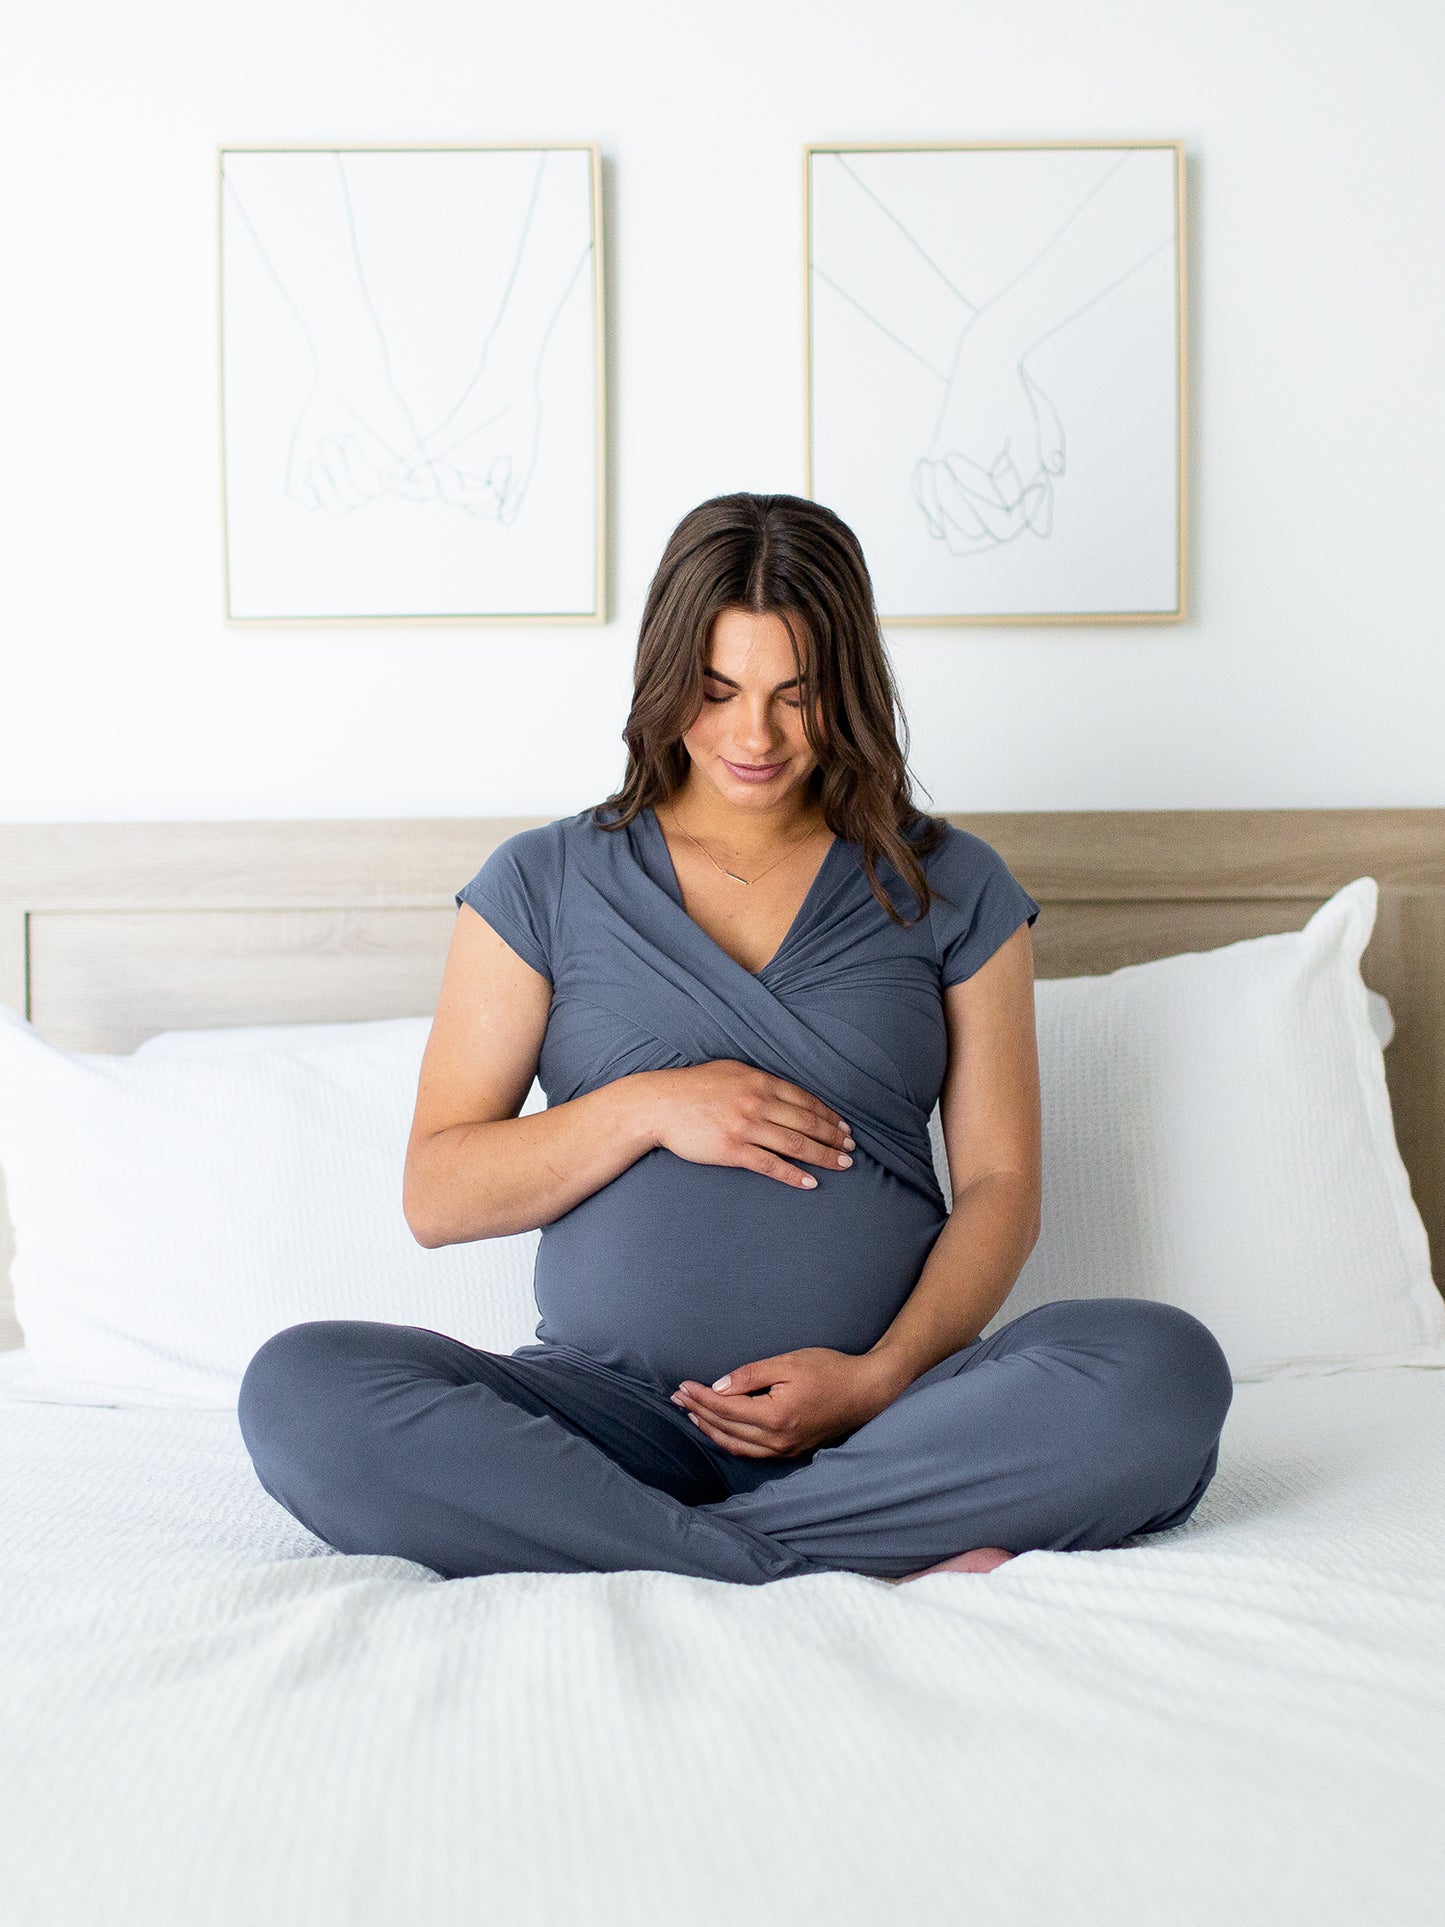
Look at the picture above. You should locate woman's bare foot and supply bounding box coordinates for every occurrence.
[896,1546,1018,1582]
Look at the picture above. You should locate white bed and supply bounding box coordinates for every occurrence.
[2,809,1444,1925]
[2,1358,1443,1924]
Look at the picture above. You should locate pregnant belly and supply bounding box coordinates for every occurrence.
[529,1146,946,1394]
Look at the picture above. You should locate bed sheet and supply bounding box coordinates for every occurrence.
[1,1355,1443,1927]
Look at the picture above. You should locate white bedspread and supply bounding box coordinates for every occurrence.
[2,1358,1443,1926]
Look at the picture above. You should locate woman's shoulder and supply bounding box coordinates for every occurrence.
[900,812,1040,987]
[902,811,1014,892]
[490,802,609,854]
[468,802,648,889]
[456,812,586,917]
[478,813,570,877]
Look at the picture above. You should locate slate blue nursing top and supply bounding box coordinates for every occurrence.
[455,805,1040,1395]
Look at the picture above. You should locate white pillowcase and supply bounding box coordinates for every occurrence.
[0,875,1441,1405]
[0,1015,546,1405]
[925,877,1445,1379]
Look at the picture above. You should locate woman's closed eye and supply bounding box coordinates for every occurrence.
[702,694,802,708]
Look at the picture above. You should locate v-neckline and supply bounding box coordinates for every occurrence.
[640,805,843,979]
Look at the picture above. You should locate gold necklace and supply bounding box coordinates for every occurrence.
[666,806,826,886]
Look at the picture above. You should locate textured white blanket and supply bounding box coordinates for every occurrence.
[2,1362,1443,1926]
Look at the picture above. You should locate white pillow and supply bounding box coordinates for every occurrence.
[1,876,1440,1405]
[0,1014,545,1405]
[924,877,1445,1380]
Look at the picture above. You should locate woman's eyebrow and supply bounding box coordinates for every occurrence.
[703,667,803,692]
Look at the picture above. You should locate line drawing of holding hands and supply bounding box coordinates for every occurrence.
[810,150,1177,558]
[222,151,592,527]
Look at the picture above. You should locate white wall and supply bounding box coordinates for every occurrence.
[2,0,1441,821]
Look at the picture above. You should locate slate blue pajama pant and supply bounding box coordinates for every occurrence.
[237,1297,1233,1584]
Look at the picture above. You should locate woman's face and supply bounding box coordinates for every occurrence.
[681,607,825,811]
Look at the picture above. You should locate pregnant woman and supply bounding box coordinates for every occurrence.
[238,491,1233,1585]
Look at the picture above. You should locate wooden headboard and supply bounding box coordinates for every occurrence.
[2,808,1442,1350]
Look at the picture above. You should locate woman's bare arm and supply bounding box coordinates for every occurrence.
[863,920,1043,1394]
[403,905,855,1247]
[404,906,661,1244]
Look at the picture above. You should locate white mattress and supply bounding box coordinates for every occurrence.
[2,1352,1443,1926]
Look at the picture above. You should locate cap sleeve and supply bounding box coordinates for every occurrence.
[454,821,565,984]
[927,825,1040,989]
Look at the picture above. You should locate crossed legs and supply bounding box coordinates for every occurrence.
[237,1297,1233,1586]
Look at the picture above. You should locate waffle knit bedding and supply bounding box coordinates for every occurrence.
[1,1355,1442,1927]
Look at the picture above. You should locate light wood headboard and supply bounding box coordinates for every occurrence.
[3,809,1442,1350]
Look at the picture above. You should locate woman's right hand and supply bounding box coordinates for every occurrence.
[638,1061,856,1189]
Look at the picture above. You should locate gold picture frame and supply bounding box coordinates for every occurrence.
[804,140,1187,626]
[218,142,607,626]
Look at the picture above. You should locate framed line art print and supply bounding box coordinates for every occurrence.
[218,143,605,625]
[805,141,1186,625]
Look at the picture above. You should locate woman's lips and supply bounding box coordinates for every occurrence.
[721,757,787,783]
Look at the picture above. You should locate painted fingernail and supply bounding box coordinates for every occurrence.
[837,1154,852,1168]
[843,1137,856,1151]
[801,1175,817,1188]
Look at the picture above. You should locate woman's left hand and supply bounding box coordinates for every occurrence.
[670,1347,908,1458]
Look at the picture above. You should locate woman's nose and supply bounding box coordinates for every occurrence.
[737,702,781,748]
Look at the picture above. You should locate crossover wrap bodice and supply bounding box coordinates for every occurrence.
[456,805,1039,1393]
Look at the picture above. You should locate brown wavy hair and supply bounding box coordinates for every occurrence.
[591,491,950,926]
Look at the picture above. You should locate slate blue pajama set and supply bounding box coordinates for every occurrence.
[238,806,1233,1584]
